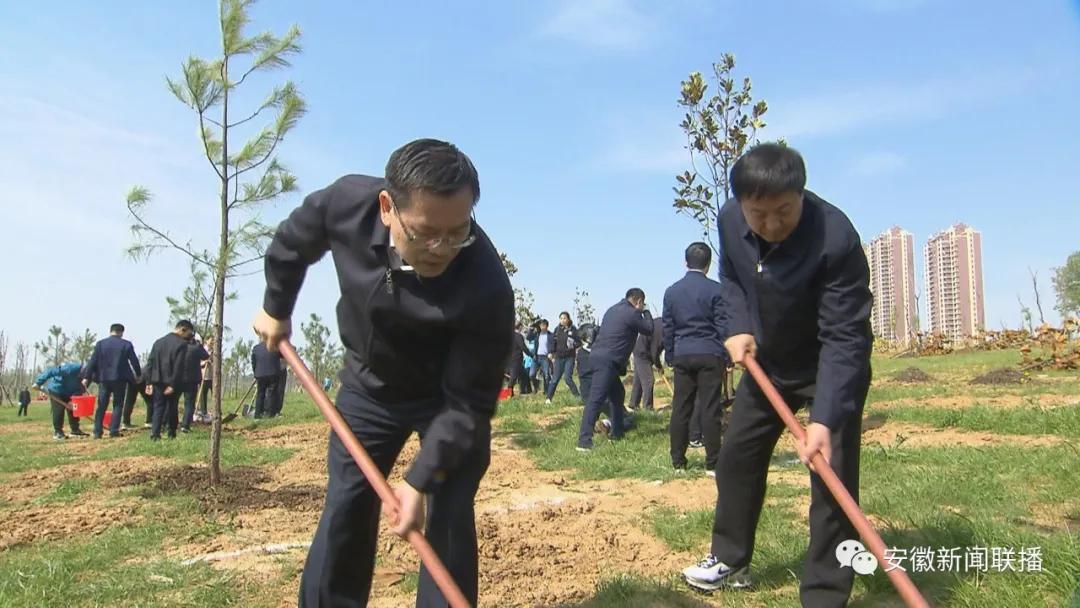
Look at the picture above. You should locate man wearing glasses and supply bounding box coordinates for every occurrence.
[253,139,513,608]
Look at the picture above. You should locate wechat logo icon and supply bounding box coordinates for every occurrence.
[836,539,878,575]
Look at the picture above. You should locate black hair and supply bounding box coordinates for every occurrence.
[385,138,480,209]
[625,288,645,301]
[110,323,125,334]
[685,242,712,270]
[730,142,806,201]
[559,311,570,319]
[539,319,549,327]
[175,320,194,331]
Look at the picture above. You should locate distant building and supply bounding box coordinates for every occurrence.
[865,227,918,345]
[925,223,985,341]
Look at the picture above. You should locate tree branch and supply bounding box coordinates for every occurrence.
[127,202,214,268]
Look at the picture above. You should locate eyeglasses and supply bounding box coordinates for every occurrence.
[390,198,477,251]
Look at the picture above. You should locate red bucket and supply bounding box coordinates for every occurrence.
[498,387,513,401]
[103,409,113,428]
[70,395,96,417]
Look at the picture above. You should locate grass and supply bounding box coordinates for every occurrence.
[32,477,97,505]
[558,575,711,607]
[0,522,252,608]
[90,428,296,467]
[873,402,1080,437]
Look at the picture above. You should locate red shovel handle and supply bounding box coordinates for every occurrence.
[742,355,930,608]
[277,340,471,608]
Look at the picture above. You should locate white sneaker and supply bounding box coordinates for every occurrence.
[545,399,552,405]
[705,470,716,478]
[683,555,752,591]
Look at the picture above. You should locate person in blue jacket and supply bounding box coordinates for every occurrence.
[576,289,653,450]
[81,323,142,438]
[35,362,88,440]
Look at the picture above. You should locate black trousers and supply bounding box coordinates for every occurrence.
[198,380,213,415]
[150,384,181,439]
[180,382,201,429]
[124,381,154,426]
[670,354,726,469]
[577,356,627,448]
[711,374,867,607]
[94,380,128,437]
[299,385,490,607]
[48,392,81,434]
[629,354,655,410]
[254,376,280,418]
[18,401,29,416]
[273,370,288,415]
[507,361,530,395]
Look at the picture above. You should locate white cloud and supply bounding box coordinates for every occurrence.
[849,151,907,176]
[764,68,1044,141]
[539,0,654,51]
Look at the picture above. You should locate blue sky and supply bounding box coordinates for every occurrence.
[2,0,1078,355]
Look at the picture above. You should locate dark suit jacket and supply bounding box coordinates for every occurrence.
[633,318,664,366]
[251,343,283,379]
[182,342,210,384]
[146,332,188,386]
[662,270,726,359]
[83,335,141,383]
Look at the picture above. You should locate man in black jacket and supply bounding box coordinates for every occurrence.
[81,323,142,438]
[576,289,653,450]
[545,312,581,403]
[250,342,283,419]
[629,316,663,411]
[253,139,513,608]
[681,144,873,608]
[17,387,31,416]
[145,320,193,441]
[180,336,210,432]
[506,323,533,396]
[663,243,729,473]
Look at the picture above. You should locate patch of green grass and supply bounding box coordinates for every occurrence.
[559,575,711,608]
[91,430,295,467]
[399,571,419,595]
[650,507,715,553]
[515,409,708,481]
[0,522,250,607]
[32,477,97,505]
[0,440,80,474]
[872,403,1080,437]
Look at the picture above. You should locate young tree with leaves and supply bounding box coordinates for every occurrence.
[572,287,597,326]
[71,329,98,366]
[125,0,305,484]
[299,313,342,384]
[673,54,769,258]
[1053,251,1080,319]
[35,326,70,369]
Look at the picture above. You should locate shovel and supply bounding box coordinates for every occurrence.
[222,378,258,424]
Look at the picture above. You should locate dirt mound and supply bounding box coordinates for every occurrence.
[120,465,324,513]
[970,367,1025,385]
[894,367,932,383]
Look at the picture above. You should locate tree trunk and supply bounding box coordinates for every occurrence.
[209,54,230,487]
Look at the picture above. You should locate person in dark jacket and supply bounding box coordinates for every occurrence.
[81,323,141,438]
[681,144,873,608]
[18,387,31,416]
[506,323,533,396]
[527,319,555,395]
[545,312,581,403]
[179,336,210,432]
[253,139,513,608]
[34,362,87,440]
[251,342,283,418]
[663,243,729,473]
[576,289,653,450]
[629,316,664,411]
[575,323,597,405]
[145,320,194,440]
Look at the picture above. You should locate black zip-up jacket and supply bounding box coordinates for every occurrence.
[262,175,514,492]
[718,190,872,429]
[553,324,577,358]
[591,300,654,365]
